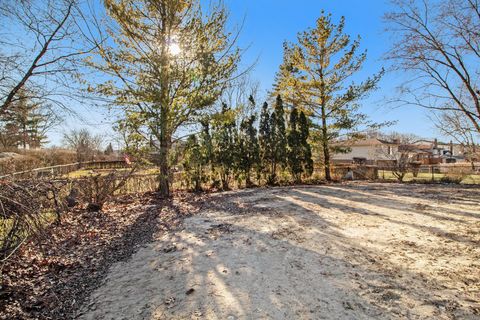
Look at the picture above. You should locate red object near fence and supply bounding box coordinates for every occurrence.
[124,154,132,166]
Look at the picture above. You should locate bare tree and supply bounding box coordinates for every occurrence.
[0,0,95,115]
[431,110,479,168]
[376,132,421,181]
[222,76,260,113]
[63,128,103,162]
[386,0,480,133]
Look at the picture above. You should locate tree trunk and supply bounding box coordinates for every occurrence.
[245,168,252,187]
[158,104,170,198]
[157,24,171,198]
[321,105,332,181]
[471,145,476,170]
[269,161,277,185]
[221,168,229,190]
[158,140,170,198]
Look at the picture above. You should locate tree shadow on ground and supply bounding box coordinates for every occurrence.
[10,192,198,320]
[293,185,480,246]
[79,185,479,319]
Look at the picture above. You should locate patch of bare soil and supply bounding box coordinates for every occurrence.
[0,192,203,320]
[78,183,480,320]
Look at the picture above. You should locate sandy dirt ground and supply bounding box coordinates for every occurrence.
[77,183,480,320]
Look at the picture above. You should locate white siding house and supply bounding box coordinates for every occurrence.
[332,138,399,164]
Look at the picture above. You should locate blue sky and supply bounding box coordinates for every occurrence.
[51,0,439,146]
[223,0,434,137]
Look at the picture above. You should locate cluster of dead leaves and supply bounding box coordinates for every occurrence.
[0,191,207,320]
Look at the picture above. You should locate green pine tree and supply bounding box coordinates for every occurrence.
[287,106,303,182]
[199,119,214,185]
[273,95,287,171]
[299,111,314,178]
[275,13,383,181]
[183,135,203,191]
[268,107,278,184]
[238,114,260,187]
[258,102,272,181]
[212,103,237,190]
[0,91,55,149]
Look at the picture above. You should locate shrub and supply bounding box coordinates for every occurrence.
[439,175,462,184]
[74,168,137,212]
[0,179,65,267]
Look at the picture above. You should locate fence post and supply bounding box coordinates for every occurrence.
[431,165,434,181]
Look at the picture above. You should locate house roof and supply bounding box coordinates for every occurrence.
[334,138,397,147]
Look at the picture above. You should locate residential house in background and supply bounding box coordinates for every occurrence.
[408,139,466,164]
[332,137,468,165]
[332,138,400,165]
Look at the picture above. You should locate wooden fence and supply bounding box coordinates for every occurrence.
[0,160,131,180]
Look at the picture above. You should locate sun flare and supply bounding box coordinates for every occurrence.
[169,42,181,56]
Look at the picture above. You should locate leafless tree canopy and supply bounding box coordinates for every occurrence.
[63,128,103,162]
[0,0,95,116]
[386,0,480,132]
[376,132,422,181]
[431,110,479,164]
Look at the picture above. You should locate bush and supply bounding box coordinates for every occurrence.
[0,149,77,175]
[0,179,66,266]
[0,155,42,175]
[73,168,137,211]
[439,175,463,184]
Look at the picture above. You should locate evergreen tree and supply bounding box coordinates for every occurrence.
[258,102,272,180]
[275,13,383,180]
[88,0,241,197]
[199,119,214,184]
[0,91,56,149]
[262,95,288,184]
[287,106,303,182]
[299,111,314,177]
[238,114,260,187]
[183,135,203,191]
[268,108,278,184]
[213,103,237,190]
[273,95,287,170]
[26,110,51,149]
[104,143,114,155]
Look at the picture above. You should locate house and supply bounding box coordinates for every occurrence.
[408,139,467,164]
[332,137,468,166]
[332,138,400,165]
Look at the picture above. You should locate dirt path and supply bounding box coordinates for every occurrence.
[77,183,480,319]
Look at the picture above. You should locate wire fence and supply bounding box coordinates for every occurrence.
[333,163,480,184]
